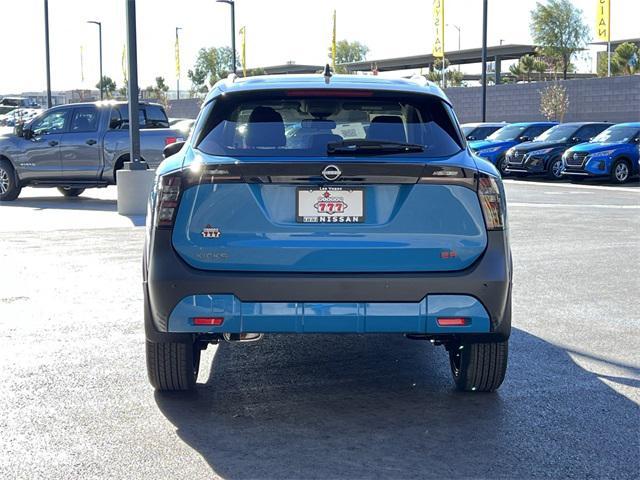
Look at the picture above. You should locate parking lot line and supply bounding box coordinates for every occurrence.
[510,202,640,209]
[503,179,640,193]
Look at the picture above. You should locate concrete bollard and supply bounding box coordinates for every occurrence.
[116,168,156,216]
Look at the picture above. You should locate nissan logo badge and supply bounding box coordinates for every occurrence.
[322,165,342,181]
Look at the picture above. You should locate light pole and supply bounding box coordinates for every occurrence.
[481,0,488,122]
[217,0,236,74]
[175,27,182,100]
[447,23,461,72]
[43,0,52,108]
[87,20,103,100]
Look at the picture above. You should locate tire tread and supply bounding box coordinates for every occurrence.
[451,340,508,392]
[146,340,196,391]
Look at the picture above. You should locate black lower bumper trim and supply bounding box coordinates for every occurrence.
[145,230,512,339]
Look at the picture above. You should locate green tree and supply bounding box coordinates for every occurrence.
[145,76,170,107]
[540,82,569,122]
[508,62,523,82]
[530,0,590,80]
[245,67,266,77]
[533,59,547,81]
[187,47,239,95]
[613,42,640,75]
[96,75,116,99]
[596,52,622,77]
[426,59,464,87]
[520,54,536,82]
[329,40,369,73]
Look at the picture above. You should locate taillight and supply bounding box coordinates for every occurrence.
[154,174,182,228]
[477,174,505,230]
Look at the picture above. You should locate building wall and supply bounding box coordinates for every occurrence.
[445,75,640,124]
[167,98,203,119]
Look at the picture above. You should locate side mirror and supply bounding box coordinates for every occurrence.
[466,135,476,141]
[22,126,33,139]
[633,137,640,144]
[163,140,185,159]
[14,123,24,137]
[570,136,581,144]
[518,136,531,142]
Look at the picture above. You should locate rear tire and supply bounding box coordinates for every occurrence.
[0,159,21,201]
[449,340,508,392]
[146,338,201,391]
[57,186,85,197]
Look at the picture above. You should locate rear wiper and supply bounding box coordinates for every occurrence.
[327,139,424,155]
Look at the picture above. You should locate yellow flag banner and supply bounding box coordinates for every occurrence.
[432,0,444,58]
[121,45,127,84]
[332,10,337,70]
[240,26,247,77]
[596,0,610,41]
[175,31,181,79]
[80,46,85,83]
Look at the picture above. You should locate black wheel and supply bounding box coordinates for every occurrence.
[497,156,509,176]
[146,338,201,391]
[0,159,21,201]
[57,186,85,197]
[546,157,563,180]
[449,340,508,392]
[610,159,630,184]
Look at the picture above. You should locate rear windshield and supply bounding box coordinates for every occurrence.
[195,90,463,157]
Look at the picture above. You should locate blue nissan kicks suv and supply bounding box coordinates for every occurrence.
[561,122,640,184]
[144,73,512,392]
[469,122,557,175]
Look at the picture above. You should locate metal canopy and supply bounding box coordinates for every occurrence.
[342,44,538,72]
[263,64,324,75]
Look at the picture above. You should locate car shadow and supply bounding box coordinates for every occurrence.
[3,195,117,212]
[2,195,147,226]
[154,329,639,479]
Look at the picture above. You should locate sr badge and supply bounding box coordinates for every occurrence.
[201,225,221,238]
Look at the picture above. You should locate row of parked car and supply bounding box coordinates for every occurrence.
[462,121,640,184]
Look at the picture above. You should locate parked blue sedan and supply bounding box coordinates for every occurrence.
[469,122,557,175]
[561,122,640,184]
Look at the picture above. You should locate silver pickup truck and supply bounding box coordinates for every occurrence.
[0,101,185,201]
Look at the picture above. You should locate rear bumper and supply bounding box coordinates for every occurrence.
[145,230,512,340]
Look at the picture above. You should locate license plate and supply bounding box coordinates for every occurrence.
[296,187,364,223]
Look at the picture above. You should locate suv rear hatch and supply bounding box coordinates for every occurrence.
[164,89,492,273]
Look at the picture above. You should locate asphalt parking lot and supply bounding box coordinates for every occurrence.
[1,180,639,479]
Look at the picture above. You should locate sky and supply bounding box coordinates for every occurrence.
[1,0,639,94]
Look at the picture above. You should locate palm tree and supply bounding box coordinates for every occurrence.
[533,60,547,81]
[612,42,639,75]
[509,62,523,82]
[520,55,536,82]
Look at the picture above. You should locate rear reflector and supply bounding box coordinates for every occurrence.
[436,317,469,327]
[192,317,224,326]
[164,136,184,146]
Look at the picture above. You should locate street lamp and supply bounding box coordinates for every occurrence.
[43,0,52,108]
[216,0,236,74]
[481,0,488,122]
[446,23,461,72]
[87,20,103,100]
